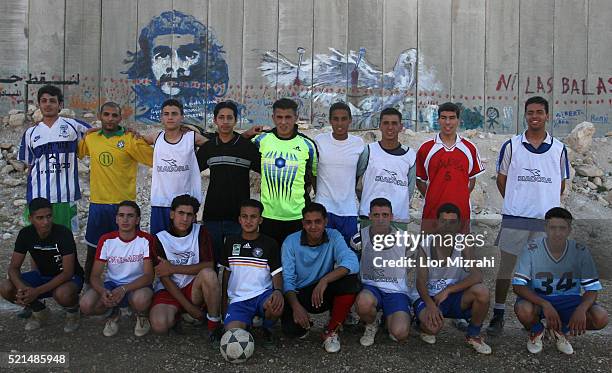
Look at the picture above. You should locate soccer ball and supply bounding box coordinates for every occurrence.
[220,328,255,363]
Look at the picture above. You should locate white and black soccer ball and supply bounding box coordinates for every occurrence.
[220,328,255,363]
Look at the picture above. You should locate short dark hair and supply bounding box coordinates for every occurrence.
[436,203,461,220]
[370,197,392,212]
[37,85,63,104]
[525,96,549,114]
[437,102,460,117]
[273,98,298,114]
[545,207,573,224]
[162,99,184,115]
[240,198,264,215]
[214,101,238,119]
[118,200,141,217]
[29,197,52,215]
[379,107,402,123]
[99,101,122,115]
[329,102,352,119]
[170,194,200,214]
[302,202,327,219]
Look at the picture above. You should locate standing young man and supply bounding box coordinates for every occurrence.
[146,99,209,234]
[0,198,83,332]
[512,207,608,355]
[357,107,416,229]
[149,194,222,341]
[488,96,570,336]
[79,102,153,284]
[414,203,491,355]
[18,85,91,231]
[196,101,261,264]
[354,198,413,346]
[281,203,360,353]
[253,98,318,246]
[220,199,283,343]
[314,102,364,244]
[80,201,155,337]
[416,102,484,233]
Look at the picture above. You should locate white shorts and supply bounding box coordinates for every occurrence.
[496,228,546,256]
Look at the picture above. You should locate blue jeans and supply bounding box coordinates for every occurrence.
[204,220,242,265]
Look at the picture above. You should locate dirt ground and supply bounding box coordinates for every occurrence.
[0,124,611,372]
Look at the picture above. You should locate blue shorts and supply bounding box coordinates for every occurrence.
[150,206,171,235]
[21,270,83,299]
[362,284,411,318]
[224,289,275,327]
[85,203,119,247]
[327,213,358,245]
[516,295,583,334]
[103,281,133,308]
[415,291,471,319]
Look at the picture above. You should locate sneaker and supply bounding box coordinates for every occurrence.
[466,335,492,354]
[17,307,32,319]
[298,321,314,340]
[181,313,203,326]
[420,332,436,344]
[453,318,469,332]
[551,330,574,355]
[360,322,379,347]
[103,316,120,337]
[208,325,224,347]
[322,330,341,353]
[63,310,80,333]
[252,315,263,328]
[527,330,544,354]
[25,308,50,331]
[261,328,277,350]
[486,315,504,336]
[389,333,398,342]
[134,315,150,337]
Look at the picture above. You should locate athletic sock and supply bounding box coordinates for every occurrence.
[327,294,356,332]
[493,304,505,318]
[466,323,482,337]
[531,321,544,334]
[207,314,221,332]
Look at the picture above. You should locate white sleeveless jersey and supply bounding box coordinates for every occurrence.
[359,142,416,222]
[154,224,201,291]
[359,226,412,294]
[151,131,202,207]
[420,237,469,296]
[502,135,565,219]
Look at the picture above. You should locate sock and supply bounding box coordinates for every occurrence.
[327,294,356,332]
[207,313,221,331]
[30,300,45,312]
[466,323,482,337]
[531,321,544,334]
[561,324,570,335]
[262,318,276,330]
[493,304,505,318]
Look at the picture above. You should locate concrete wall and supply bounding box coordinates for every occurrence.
[0,0,610,134]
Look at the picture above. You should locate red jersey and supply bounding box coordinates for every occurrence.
[416,134,484,227]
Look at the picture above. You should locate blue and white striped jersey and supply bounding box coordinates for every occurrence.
[512,238,602,296]
[18,117,90,203]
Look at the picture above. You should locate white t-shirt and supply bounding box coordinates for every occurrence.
[18,117,91,203]
[314,132,364,216]
[155,224,202,291]
[95,231,154,285]
[151,131,202,207]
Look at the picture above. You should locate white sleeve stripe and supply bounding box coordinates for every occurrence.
[469,169,486,179]
[514,273,531,281]
[270,267,283,276]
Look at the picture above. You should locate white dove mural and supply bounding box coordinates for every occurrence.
[259,47,441,128]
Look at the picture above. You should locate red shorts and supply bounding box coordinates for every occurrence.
[152,280,204,312]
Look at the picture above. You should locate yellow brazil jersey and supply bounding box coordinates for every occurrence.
[78,128,153,204]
